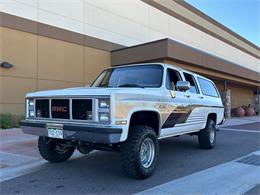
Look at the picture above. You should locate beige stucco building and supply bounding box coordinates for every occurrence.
[0,0,259,115]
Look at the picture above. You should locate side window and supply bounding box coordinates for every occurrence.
[166,69,182,91]
[183,72,199,94]
[198,78,219,97]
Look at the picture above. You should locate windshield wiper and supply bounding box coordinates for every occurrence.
[118,84,144,88]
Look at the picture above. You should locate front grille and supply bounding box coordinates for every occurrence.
[72,99,92,120]
[36,99,49,118]
[35,98,93,121]
[51,99,70,119]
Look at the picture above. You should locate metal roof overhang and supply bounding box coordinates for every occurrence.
[111,38,260,86]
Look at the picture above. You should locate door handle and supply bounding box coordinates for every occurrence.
[198,96,204,99]
[184,94,190,98]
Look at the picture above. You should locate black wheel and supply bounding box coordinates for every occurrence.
[198,119,216,149]
[38,136,75,163]
[121,126,159,179]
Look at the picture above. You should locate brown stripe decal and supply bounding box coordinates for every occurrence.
[0,12,124,51]
[162,107,192,129]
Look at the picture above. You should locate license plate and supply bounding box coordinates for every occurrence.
[48,128,63,139]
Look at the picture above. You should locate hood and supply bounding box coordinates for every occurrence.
[26,87,112,98]
[25,87,157,98]
[26,87,161,98]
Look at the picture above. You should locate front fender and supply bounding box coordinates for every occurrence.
[119,107,161,142]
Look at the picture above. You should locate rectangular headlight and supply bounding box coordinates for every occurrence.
[99,98,110,108]
[29,110,35,117]
[99,112,110,122]
[26,98,35,118]
[98,98,110,123]
[29,100,34,107]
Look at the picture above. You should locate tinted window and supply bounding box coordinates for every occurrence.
[92,65,163,88]
[198,78,219,97]
[183,73,199,94]
[166,69,182,90]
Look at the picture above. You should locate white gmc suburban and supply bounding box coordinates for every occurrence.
[21,63,225,179]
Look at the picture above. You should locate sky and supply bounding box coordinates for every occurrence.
[185,0,260,47]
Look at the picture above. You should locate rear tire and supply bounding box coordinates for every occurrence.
[121,126,159,179]
[38,136,75,163]
[198,119,216,149]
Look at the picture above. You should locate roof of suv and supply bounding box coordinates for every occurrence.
[113,63,213,83]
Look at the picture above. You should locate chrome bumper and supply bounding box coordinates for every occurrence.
[20,120,122,144]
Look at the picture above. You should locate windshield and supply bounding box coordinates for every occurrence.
[91,64,163,88]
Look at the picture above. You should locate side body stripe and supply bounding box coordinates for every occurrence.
[161,107,192,128]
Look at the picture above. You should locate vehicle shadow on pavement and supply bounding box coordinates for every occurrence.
[1,131,259,194]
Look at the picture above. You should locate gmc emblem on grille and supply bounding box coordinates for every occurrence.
[52,106,68,112]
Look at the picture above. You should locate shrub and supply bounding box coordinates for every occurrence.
[0,113,24,129]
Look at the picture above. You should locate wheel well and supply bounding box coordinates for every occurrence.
[129,111,160,135]
[208,113,217,124]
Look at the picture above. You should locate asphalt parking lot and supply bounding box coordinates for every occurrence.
[0,121,259,194]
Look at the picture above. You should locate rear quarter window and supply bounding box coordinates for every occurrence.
[198,77,219,97]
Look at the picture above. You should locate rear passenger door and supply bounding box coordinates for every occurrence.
[182,72,205,131]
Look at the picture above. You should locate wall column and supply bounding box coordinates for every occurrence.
[253,89,260,115]
[220,90,231,118]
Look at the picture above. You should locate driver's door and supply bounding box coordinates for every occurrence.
[159,68,190,137]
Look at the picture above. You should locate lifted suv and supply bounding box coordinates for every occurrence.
[21,63,224,179]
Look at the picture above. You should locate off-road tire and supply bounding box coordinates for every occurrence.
[38,136,75,163]
[198,119,216,149]
[121,126,159,179]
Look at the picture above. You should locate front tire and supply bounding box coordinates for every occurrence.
[121,126,159,179]
[38,136,75,163]
[198,119,216,149]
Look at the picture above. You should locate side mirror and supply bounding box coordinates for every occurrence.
[176,81,190,91]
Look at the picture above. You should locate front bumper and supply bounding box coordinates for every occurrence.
[20,120,122,144]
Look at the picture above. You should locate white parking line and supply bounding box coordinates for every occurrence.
[0,137,36,144]
[0,151,85,183]
[0,151,39,166]
[220,128,260,133]
[135,151,260,195]
[0,160,46,183]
